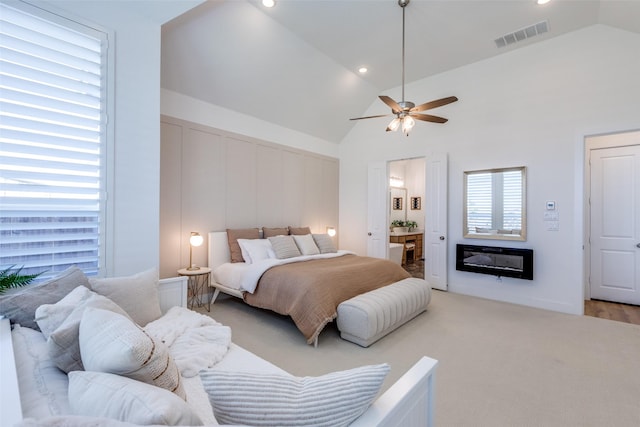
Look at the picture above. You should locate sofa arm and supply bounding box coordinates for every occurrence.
[158,276,188,314]
[1,317,23,426]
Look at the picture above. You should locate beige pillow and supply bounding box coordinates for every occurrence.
[288,226,311,235]
[268,235,302,259]
[68,371,202,426]
[47,290,130,373]
[292,234,320,256]
[312,234,337,254]
[79,307,186,399]
[89,267,161,326]
[262,227,289,238]
[226,228,260,262]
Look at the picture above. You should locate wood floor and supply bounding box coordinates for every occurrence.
[584,299,640,325]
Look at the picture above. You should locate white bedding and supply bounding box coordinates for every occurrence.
[213,250,353,293]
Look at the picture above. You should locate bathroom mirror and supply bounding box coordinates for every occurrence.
[389,187,407,223]
[463,166,526,241]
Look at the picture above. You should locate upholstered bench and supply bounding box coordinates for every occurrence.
[336,277,431,347]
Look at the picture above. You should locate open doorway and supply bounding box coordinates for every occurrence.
[388,158,426,279]
[367,153,448,290]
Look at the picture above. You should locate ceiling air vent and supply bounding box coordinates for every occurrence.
[494,20,548,48]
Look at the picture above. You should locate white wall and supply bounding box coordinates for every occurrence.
[339,25,640,315]
[40,1,199,276]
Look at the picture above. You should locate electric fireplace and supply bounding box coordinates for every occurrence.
[456,244,533,280]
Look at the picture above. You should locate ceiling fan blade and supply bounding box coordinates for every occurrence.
[410,96,458,112]
[349,114,391,121]
[410,113,449,124]
[379,95,402,113]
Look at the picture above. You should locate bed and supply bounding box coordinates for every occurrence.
[207,231,411,345]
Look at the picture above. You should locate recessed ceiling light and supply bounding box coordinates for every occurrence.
[358,67,368,74]
[536,0,551,5]
[262,0,275,8]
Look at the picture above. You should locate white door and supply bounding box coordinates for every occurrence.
[425,153,448,290]
[367,161,388,259]
[590,144,640,305]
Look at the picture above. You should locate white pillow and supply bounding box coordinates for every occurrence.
[89,267,162,326]
[292,234,320,256]
[199,363,390,427]
[47,290,130,373]
[68,371,202,426]
[237,238,275,264]
[11,325,70,419]
[268,235,302,259]
[79,307,186,399]
[35,285,93,340]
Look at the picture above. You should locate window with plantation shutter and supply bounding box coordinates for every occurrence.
[465,169,523,234]
[0,2,108,281]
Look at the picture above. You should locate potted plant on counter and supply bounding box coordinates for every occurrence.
[405,221,418,231]
[391,220,408,233]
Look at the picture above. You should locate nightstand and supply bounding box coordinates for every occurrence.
[177,267,212,311]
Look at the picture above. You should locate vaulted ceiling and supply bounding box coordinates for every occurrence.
[161,0,640,143]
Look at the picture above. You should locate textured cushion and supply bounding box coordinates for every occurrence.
[79,307,186,399]
[200,364,390,427]
[292,234,320,256]
[262,227,289,237]
[268,235,302,259]
[47,289,130,373]
[312,234,337,254]
[11,325,70,419]
[68,371,202,426]
[89,267,161,326]
[226,228,260,262]
[237,238,275,264]
[35,285,93,340]
[337,278,431,347]
[288,226,311,235]
[0,266,89,330]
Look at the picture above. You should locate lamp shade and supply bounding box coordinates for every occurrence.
[190,232,203,247]
[327,227,336,237]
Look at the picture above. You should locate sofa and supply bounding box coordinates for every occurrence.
[0,266,438,427]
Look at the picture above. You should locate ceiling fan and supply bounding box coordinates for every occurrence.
[350,0,458,135]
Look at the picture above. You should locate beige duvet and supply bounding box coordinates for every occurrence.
[243,254,410,344]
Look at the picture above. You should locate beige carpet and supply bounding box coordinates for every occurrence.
[196,290,640,426]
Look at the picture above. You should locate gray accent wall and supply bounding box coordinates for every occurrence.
[160,116,339,278]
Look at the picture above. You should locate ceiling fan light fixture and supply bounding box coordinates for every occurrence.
[349,0,458,134]
[387,117,401,132]
[401,116,415,135]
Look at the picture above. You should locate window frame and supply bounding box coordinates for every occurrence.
[0,0,114,279]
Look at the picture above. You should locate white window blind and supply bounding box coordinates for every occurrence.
[0,2,107,280]
[466,170,522,233]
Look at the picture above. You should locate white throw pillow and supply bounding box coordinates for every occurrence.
[89,267,162,326]
[79,307,186,399]
[268,235,302,259]
[237,238,275,264]
[68,371,202,426]
[11,325,70,419]
[292,234,320,256]
[35,285,93,340]
[47,290,130,373]
[199,363,390,427]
